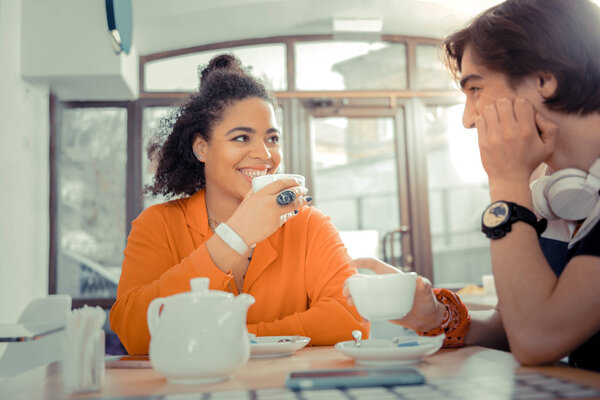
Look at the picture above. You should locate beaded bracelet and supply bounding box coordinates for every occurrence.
[416,288,471,348]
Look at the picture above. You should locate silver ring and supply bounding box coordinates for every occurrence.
[276,190,296,206]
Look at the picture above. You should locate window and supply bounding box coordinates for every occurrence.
[310,114,406,265]
[423,104,491,286]
[144,43,287,92]
[295,41,407,90]
[54,106,127,300]
[415,44,455,90]
[142,107,175,208]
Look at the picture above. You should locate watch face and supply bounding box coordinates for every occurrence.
[482,201,510,228]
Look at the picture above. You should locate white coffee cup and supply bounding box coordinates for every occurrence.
[482,274,496,295]
[252,174,305,193]
[346,272,417,321]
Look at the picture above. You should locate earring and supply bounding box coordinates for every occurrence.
[193,151,204,162]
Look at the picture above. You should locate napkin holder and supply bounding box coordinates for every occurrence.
[62,306,106,394]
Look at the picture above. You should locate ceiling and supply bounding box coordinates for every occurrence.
[131,0,504,56]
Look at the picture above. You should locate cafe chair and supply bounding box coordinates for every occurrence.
[0,294,72,378]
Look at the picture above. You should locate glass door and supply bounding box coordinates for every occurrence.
[305,104,414,271]
[421,103,492,287]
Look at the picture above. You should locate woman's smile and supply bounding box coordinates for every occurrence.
[238,167,271,183]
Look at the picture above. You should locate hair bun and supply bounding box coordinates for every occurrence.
[199,54,244,86]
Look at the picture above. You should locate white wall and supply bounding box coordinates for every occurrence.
[0,0,50,322]
[21,0,138,100]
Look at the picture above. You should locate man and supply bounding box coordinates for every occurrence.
[348,0,600,371]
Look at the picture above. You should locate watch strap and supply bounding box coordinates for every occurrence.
[214,223,249,255]
[511,202,547,236]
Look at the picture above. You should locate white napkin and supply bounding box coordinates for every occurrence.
[62,306,106,394]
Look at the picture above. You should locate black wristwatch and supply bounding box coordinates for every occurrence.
[481,201,547,239]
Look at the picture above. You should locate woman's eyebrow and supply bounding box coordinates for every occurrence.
[225,126,255,135]
[225,127,280,135]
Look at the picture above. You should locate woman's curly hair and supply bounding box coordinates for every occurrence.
[146,54,276,198]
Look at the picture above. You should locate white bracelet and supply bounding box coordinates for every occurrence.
[214,223,249,255]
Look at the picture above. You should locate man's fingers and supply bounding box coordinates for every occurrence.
[482,103,500,134]
[535,112,559,150]
[496,98,517,129]
[416,276,432,291]
[513,98,535,136]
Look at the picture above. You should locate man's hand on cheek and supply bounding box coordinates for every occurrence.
[475,97,558,184]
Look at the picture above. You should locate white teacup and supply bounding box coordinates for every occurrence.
[252,174,305,193]
[347,272,417,321]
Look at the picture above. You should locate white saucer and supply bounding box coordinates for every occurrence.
[335,334,444,366]
[250,336,310,358]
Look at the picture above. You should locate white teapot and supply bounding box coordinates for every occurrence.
[147,277,255,384]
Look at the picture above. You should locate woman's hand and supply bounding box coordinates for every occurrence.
[344,258,445,332]
[227,178,309,246]
[476,97,558,186]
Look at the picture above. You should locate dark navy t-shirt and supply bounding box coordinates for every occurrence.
[564,219,600,372]
[536,218,600,371]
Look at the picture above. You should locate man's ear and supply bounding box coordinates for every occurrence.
[192,136,207,161]
[537,71,558,98]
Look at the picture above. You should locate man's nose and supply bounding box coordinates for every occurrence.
[462,102,477,129]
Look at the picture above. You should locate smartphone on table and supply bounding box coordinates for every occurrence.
[285,367,425,390]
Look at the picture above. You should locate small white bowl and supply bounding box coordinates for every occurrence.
[347,272,417,321]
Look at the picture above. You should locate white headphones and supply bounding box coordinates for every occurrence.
[530,159,600,221]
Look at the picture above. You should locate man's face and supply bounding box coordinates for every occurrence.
[459,45,540,129]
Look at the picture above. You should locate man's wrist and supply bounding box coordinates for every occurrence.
[488,180,532,206]
[417,301,448,332]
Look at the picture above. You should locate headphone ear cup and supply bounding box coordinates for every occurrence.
[531,177,559,220]
[547,172,598,221]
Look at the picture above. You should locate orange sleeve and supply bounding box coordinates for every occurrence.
[249,209,370,345]
[109,205,234,355]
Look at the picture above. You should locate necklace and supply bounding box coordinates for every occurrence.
[208,214,252,261]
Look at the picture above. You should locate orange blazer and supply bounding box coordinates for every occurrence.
[110,189,369,355]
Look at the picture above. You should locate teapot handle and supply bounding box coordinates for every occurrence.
[147,297,166,337]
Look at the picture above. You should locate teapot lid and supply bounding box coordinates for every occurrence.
[187,277,231,299]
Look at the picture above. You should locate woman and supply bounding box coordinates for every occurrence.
[347,0,600,371]
[110,54,368,355]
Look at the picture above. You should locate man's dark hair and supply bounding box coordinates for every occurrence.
[146,54,276,198]
[443,0,600,115]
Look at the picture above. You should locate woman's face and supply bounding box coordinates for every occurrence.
[194,97,282,202]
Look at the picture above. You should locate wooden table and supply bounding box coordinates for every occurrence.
[1,346,600,399]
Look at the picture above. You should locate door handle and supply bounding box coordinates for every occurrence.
[396,225,410,233]
[382,226,412,270]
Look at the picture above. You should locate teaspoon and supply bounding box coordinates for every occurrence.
[351,330,362,347]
